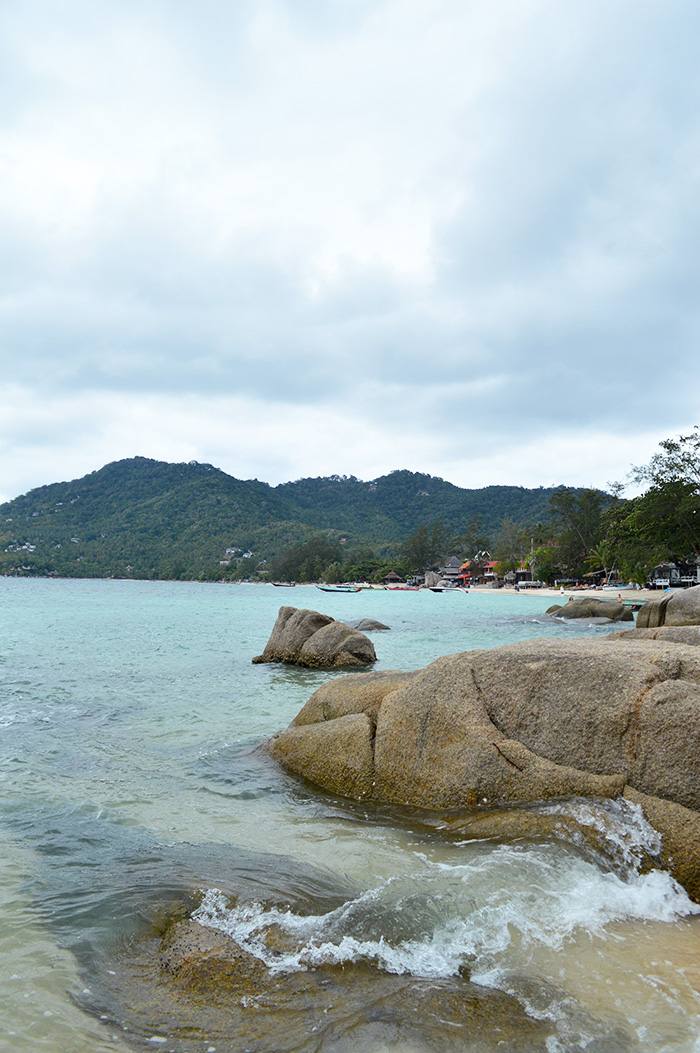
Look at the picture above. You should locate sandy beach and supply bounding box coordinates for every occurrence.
[469,585,658,602]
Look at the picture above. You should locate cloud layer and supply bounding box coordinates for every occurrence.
[1,0,698,502]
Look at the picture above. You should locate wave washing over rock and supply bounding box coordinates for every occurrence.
[182,797,698,1051]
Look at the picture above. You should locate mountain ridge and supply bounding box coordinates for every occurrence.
[0,456,592,579]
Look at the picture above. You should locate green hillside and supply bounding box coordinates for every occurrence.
[278,471,558,540]
[0,457,577,580]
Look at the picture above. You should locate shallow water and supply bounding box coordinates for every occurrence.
[1,578,700,1051]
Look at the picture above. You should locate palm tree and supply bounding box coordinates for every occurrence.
[585,541,614,583]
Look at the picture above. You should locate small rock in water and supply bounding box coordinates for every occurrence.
[345,618,391,631]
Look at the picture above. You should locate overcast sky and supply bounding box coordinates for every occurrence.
[1,0,698,503]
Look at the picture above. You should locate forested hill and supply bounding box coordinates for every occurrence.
[277,471,558,539]
[0,457,576,580]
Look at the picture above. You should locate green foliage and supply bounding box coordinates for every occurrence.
[492,518,524,573]
[0,456,602,582]
[339,548,380,582]
[600,429,700,581]
[548,487,608,579]
[267,535,342,582]
[450,516,491,561]
[584,541,614,580]
[400,521,452,574]
[631,427,700,492]
[532,543,562,584]
[321,561,344,584]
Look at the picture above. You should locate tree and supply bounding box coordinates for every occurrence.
[451,516,491,561]
[341,548,379,582]
[594,429,700,584]
[322,561,344,583]
[631,427,700,491]
[493,518,525,576]
[584,541,614,582]
[548,487,608,578]
[400,521,451,574]
[627,428,700,557]
[532,543,562,584]
[268,535,342,582]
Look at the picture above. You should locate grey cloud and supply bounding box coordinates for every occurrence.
[1,0,699,497]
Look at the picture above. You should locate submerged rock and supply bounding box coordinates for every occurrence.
[99,899,554,1051]
[345,617,391,631]
[148,912,555,1052]
[252,606,376,668]
[546,597,633,621]
[267,636,700,898]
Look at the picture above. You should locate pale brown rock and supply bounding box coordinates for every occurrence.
[636,584,700,629]
[271,711,375,799]
[665,586,700,625]
[266,636,700,898]
[610,626,700,646]
[346,618,391,631]
[160,918,269,991]
[624,787,700,902]
[153,915,554,1051]
[371,652,625,809]
[472,638,700,801]
[290,669,419,727]
[546,597,633,621]
[252,606,376,668]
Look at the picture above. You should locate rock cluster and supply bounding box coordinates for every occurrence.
[267,630,700,898]
[252,606,376,668]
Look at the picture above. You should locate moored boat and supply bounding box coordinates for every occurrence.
[316,584,362,593]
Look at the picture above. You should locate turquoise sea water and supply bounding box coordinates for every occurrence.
[2,578,700,1052]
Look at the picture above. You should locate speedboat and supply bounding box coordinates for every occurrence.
[316,584,361,593]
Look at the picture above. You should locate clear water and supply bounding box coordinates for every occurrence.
[1,578,700,1052]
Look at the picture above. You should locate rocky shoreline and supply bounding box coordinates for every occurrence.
[266,586,700,900]
[107,587,700,1047]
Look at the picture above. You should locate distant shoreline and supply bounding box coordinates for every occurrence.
[468,585,658,601]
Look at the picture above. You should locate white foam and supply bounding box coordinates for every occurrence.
[193,828,699,984]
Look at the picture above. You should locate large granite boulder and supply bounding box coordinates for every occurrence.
[267,636,700,897]
[637,583,700,628]
[252,606,376,668]
[546,597,633,621]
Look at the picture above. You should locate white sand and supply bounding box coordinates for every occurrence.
[468,585,658,601]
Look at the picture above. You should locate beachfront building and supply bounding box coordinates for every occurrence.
[647,558,700,589]
[503,561,534,586]
[458,555,501,587]
[438,556,464,582]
